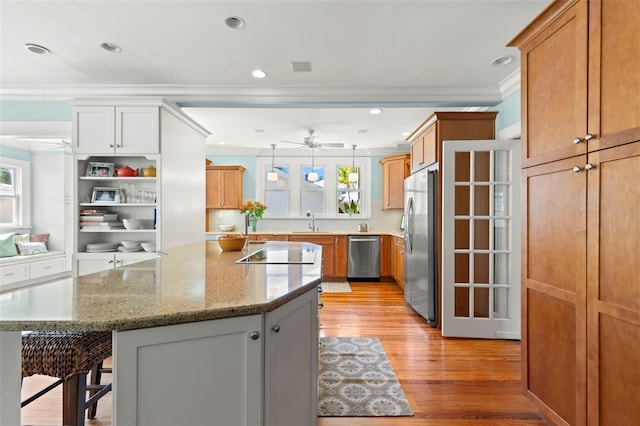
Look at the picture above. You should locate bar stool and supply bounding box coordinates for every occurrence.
[21,331,113,426]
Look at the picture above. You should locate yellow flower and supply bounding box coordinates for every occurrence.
[239,200,267,220]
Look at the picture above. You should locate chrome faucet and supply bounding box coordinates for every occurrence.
[306,211,316,232]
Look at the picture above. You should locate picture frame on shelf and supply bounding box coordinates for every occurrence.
[86,162,114,177]
[91,187,120,204]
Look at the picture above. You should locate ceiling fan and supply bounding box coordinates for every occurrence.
[280,129,344,149]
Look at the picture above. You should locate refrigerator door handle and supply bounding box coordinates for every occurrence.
[405,196,413,253]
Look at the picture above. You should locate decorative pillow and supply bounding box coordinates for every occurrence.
[14,233,30,251]
[16,241,48,256]
[30,233,50,247]
[0,233,18,257]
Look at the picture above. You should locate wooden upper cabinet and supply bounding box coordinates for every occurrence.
[509,1,588,168]
[588,0,640,152]
[379,154,410,210]
[206,165,245,209]
[510,0,640,167]
[406,112,497,174]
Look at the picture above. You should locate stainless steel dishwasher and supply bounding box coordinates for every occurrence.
[347,235,380,281]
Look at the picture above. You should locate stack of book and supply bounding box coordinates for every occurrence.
[79,209,124,230]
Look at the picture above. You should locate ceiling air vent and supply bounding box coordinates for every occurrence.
[290,61,312,72]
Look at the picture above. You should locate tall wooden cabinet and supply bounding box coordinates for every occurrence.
[379,154,410,210]
[510,1,640,424]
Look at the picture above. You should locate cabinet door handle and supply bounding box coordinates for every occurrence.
[572,166,583,172]
[249,331,260,340]
[108,260,115,264]
[271,325,280,333]
[573,137,583,145]
[585,163,596,170]
[584,133,596,141]
[109,144,116,148]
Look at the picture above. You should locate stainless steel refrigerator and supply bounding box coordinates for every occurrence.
[404,165,438,327]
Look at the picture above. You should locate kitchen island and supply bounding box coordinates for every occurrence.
[0,240,321,426]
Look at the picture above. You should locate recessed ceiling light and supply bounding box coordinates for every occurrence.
[100,42,122,53]
[254,129,266,133]
[218,141,226,145]
[402,132,411,137]
[252,69,267,79]
[225,16,246,29]
[24,43,51,55]
[356,129,368,134]
[491,55,514,66]
[369,108,383,115]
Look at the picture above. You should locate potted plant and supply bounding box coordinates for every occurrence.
[240,200,267,232]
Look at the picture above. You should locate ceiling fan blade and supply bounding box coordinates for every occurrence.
[318,142,344,148]
[280,140,306,146]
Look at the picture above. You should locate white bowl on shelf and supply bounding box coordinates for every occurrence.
[123,219,144,230]
[141,242,156,253]
[218,224,235,232]
[120,240,141,249]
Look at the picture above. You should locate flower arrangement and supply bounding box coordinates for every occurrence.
[239,200,267,221]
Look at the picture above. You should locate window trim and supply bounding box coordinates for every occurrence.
[257,155,370,219]
[0,156,31,229]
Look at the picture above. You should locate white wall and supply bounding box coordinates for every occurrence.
[159,109,206,248]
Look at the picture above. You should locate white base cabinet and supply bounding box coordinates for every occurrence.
[113,287,318,426]
[75,252,158,277]
[265,288,318,426]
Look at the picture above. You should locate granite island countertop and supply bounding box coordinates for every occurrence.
[0,241,322,332]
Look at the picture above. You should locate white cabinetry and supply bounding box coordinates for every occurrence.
[264,288,318,426]
[72,106,159,154]
[114,314,264,426]
[71,98,208,276]
[0,254,67,291]
[75,252,157,277]
[75,155,159,275]
[112,286,319,426]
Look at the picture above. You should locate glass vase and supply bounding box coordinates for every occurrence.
[249,219,257,232]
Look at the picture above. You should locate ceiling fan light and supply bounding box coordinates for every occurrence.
[267,171,278,181]
[307,172,319,182]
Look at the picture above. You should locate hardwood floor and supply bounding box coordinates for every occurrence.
[318,282,545,425]
[21,282,544,425]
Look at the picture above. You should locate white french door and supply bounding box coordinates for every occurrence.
[441,140,521,339]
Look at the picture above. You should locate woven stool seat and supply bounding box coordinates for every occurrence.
[21,331,112,426]
[22,331,112,380]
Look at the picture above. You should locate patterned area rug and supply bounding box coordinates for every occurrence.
[318,337,414,417]
[320,282,352,293]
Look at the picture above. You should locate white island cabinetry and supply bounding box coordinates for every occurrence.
[264,288,318,426]
[113,286,319,426]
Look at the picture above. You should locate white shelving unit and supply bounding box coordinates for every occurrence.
[75,155,160,275]
[70,98,209,276]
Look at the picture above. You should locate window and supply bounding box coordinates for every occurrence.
[256,155,369,218]
[264,165,290,215]
[337,165,360,216]
[301,165,325,214]
[0,157,30,228]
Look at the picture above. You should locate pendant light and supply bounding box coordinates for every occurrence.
[267,144,278,182]
[348,145,358,183]
[307,146,319,182]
